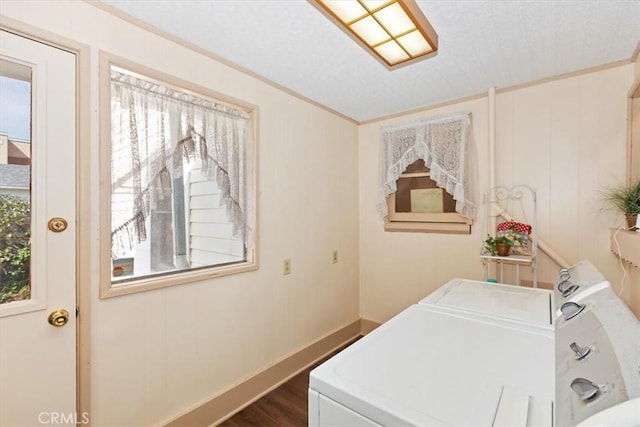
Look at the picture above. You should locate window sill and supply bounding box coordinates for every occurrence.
[384,221,471,234]
[385,194,472,234]
[100,259,258,299]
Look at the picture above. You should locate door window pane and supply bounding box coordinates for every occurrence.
[0,60,32,304]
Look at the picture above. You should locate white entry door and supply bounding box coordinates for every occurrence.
[0,30,77,426]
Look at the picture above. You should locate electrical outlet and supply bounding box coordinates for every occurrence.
[332,250,338,264]
[283,259,291,275]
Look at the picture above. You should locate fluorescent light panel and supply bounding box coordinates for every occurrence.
[316,0,438,68]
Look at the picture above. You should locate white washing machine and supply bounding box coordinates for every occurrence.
[309,304,554,427]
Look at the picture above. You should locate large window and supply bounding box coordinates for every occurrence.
[100,55,257,297]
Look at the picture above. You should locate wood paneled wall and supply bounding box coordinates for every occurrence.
[359,64,636,323]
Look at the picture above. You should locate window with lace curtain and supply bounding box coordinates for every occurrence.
[378,112,478,234]
[100,57,257,297]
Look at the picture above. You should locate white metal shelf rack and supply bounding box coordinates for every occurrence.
[480,185,538,287]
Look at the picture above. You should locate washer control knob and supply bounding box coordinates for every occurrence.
[571,378,600,401]
[559,268,571,281]
[561,302,586,320]
[558,279,573,293]
[561,284,580,298]
[569,342,591,360]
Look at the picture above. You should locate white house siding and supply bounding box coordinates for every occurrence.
[187,169,244,268]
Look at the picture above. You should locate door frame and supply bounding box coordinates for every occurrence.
[0,16,92,422]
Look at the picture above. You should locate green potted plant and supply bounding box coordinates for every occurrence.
[484,233,525,257]
[602,179,640,230]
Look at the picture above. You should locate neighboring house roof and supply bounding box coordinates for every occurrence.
[0,164,30,189]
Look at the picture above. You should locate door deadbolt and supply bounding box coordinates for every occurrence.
[48,309,70,327]
[48,217,68,232]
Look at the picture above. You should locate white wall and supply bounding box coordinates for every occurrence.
[359,64,635,323]
[1,2,359,426]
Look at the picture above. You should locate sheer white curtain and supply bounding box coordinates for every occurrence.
[110,70,253,258]
[377,112,478,219]
[187,107,253,249]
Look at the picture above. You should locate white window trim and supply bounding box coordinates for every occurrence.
[98,52,259,299]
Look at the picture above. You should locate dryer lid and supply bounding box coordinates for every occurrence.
[420,279,552,326]
[310,305,554,426]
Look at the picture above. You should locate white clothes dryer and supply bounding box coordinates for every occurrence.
[309,304,555,427]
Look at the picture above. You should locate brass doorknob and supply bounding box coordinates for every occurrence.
[48,309,70,327]
[48,217,68,232]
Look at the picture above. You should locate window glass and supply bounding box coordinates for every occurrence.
[0,61,32,303]
[394,160,456,214]
[110,67,253,283]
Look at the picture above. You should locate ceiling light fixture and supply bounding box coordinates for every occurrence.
[313,0,438,69]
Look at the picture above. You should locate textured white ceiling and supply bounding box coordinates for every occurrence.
[101,0,640,123]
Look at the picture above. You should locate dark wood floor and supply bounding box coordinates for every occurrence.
[218,365,311,427]
[218,339,358,427]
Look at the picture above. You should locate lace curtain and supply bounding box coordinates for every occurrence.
[377,112,478,219]
[110,70,253,257]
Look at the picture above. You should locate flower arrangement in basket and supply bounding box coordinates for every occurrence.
[484,221,531,256]
[498,221,531,255]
